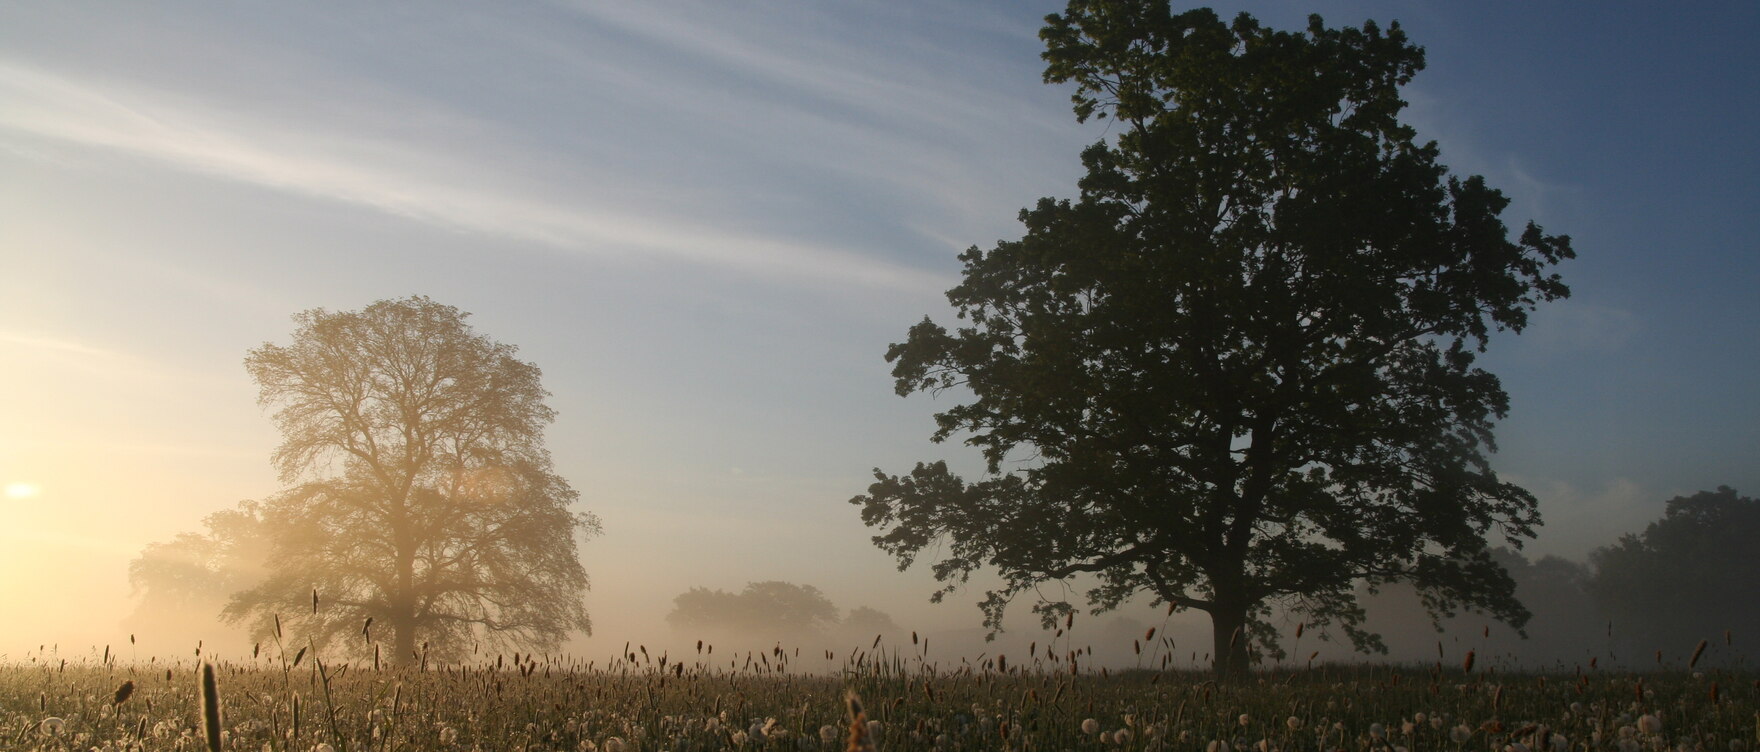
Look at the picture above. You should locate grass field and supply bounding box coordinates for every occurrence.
[3,645,1754,752]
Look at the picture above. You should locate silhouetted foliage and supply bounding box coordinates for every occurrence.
[852,2,1573,678]
[1587,486,1758,666]
[666,582,899,648]
[224,296,598,664]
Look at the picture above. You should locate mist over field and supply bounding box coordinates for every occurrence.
[3,0,1756,690]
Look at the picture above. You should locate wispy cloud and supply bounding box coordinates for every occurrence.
[0,331,115,359]
[557,2,1063,145]
[0,60,949,293]
[0,330,200,384]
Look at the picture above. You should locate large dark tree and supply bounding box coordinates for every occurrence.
[226,296,598,664]
[851,2,1572,677]
[1587,487,1758,667]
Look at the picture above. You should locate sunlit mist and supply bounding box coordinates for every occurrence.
[0,0,1754,693]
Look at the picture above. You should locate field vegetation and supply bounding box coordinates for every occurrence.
[3,636,1753,752]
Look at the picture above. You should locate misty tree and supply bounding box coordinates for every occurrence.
[843,606,904,639]
[851,3,1573,677]
[226,296,598,664]
[1349,547,1602,667]
[1587,486,1758,665]
[666,582,900,647]
[128,500,270,638]
[667,582,840,641]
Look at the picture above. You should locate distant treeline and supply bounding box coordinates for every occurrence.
[1353,486,1755,670]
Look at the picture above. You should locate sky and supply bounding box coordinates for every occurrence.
[1,1,1755,664]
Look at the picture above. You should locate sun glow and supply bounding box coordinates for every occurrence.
[4,482,41,499]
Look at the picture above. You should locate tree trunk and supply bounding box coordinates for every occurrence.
[392,615,417,668]
[391,548,418,667]
[392,513,417,667]
[1210,600,1251,680]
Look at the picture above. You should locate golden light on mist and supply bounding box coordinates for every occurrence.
[4,482,41,499]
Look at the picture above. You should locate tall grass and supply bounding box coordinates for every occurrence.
[2,638,1754,751]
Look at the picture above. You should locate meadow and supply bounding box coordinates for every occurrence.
[2,639,1754,752]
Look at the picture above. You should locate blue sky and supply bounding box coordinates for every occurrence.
[1,1,1755,658]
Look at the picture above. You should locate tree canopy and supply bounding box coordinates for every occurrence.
[127,500,270,646]
[224,296,598,664]
[851,2,1572,677]
[666,581,901,649]
[1587,486,1757,665]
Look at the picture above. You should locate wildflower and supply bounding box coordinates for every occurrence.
[1286,717,1302,732]
[1083,719,1100,735]
[440,726,459,745]
[1239,714,1251,728]
[1637,715,1662,735]
[316,745,336,752]
[1451,725,1473,744]
[1370,723,1385,739]
[1113,729,1132,745]
[40,717,66,735]
[606,737,628,752]
[820,725,839,744]
[730,732,748,747]
[1207,741,1230,752]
